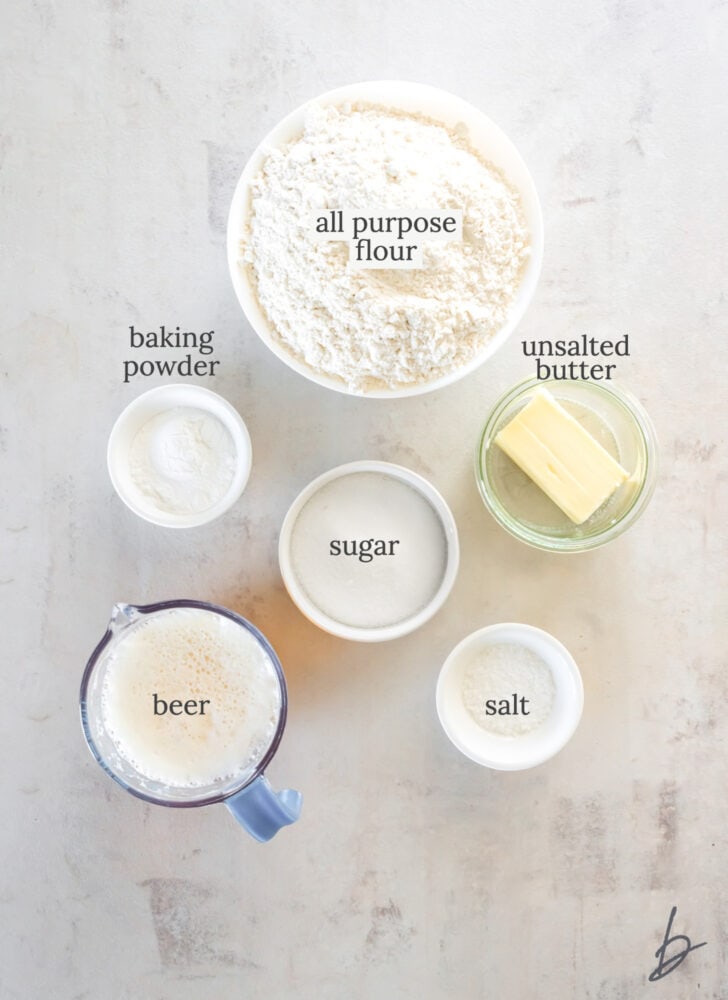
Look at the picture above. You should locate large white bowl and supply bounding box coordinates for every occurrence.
[227,81,544,399]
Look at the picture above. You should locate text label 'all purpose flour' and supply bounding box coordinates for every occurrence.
[310,208,463,267]
[242,103,530,391]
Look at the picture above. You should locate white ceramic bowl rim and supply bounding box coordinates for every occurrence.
[278,460,460,642]
[107,384,253,528]
[436,623,584,770]
[227,80,544,399]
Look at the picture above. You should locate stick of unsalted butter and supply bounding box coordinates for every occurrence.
[494,388,630,525]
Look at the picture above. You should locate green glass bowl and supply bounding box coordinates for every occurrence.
[475,377,658,552]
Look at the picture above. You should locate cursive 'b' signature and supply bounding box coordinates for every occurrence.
[649,905,707,982]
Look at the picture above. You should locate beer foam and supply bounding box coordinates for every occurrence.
[101,608,281,788]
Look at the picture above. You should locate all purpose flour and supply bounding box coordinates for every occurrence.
[241,103,530,391]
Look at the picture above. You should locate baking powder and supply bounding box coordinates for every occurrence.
[129,406,236,515]
[242,103,529,390]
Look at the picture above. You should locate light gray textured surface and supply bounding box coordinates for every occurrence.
[2,1,727,997]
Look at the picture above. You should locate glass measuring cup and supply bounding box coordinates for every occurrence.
[79,599,302,842]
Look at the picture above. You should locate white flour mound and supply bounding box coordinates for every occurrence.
[241,103,530,391]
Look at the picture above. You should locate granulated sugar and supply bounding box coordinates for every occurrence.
[462,642,555,737]
[242,103,530,391]
[289,471,447,629]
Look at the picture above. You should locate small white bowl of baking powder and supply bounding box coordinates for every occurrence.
[436,623,583,770]
[107,384,252,528]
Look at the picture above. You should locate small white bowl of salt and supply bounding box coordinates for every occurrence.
[436,623,583,770]
[107,384,252,528]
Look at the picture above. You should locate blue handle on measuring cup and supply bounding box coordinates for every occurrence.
[225,775,302,842]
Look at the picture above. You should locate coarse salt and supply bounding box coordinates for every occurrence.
[461,643,555,737]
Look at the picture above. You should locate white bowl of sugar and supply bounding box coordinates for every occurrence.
[278,460,459,641]
[436,623,583,770]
